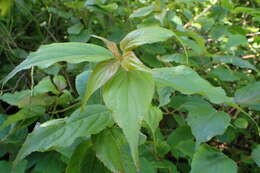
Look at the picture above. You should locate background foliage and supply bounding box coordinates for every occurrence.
[0,0,259,173]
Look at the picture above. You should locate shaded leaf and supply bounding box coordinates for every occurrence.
[93,128,136,173]
[190,144,237,173]
[234,81,260,109]
[66,140,93,173]
[185,100,231,145]
[34,76,59,95]
[252,145,260,167]
[0,106,45,130]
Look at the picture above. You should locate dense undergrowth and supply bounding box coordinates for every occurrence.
[0,0,259,173]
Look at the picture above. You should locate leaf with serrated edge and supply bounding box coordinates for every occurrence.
[103,69,155,167]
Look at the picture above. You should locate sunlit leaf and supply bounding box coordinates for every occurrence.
[103,69,155,167]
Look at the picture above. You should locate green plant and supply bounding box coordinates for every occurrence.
[0,0,259,173]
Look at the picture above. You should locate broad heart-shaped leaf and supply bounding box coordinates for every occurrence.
[152,65,232,104]
[234,81,260,110]
[251,144,260,167]
[103,69,155,167]
[190,144,237,173]
[82,59,120,107]
[2,43,114,85]
[185,100,231,146]
[93,128,136,173]
[14,105,113,165]
[120,26,174,51]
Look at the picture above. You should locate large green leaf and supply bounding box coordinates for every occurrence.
[93,128,136,173]
[82,59,120,107]
[153,65,232,104]
[2,43,114,85]
[234,81,260,110]
[103,69,155,167]
[185,100,231,145]
[120,26,174,51]
[14,105,113,164]
[190,144,237,173]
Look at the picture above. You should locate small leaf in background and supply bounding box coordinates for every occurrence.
[82,59,120,106]
[53,75,67,91]
[158,53,186,64]
[167,126,195,158]
[212,56,258,72]
[120,26,174,51]
[68,29,91,43]
[0,90,31,107]
[0,106,45,130]
[2,43,114,85]
[190,144,237,173]
[130,5,154,18]
[153,65,232,104]
[209,66,241,82]
[143,106,163,138]
[152,160,179,173]
[93,128,136,173]
[75,71,91,98]
[103,70,155,167]
[251,145,260,167]
[14,105,113,164]
[67,23,84,35]
[234,118,248,129]
[34,76,59,95]
[157,87,174,107]
[234,81,260,110]
[185,100,231,145]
